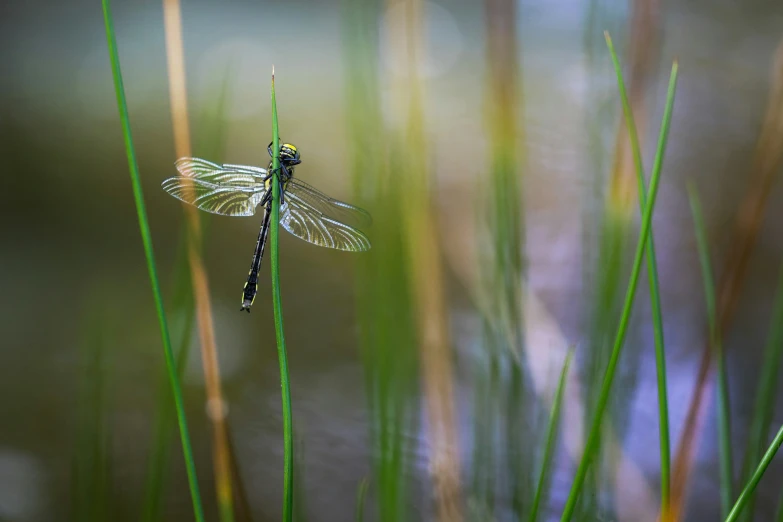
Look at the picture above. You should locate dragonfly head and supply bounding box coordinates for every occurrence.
[267,141,301,164]
[280,143,300,163]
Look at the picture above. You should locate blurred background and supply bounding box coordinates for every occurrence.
[2,0,783,521]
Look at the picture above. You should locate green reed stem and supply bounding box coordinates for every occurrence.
[100,0,204,520]
[688,184,734,517]
[725,423,783,522]
[559,59,678,522]
[270,68,294,522]
[739,263,783,522]
[604,31,671,511]
[529,349,574,522]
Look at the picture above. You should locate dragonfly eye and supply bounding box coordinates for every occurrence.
[267,141,300,162]
[280,143,300,162]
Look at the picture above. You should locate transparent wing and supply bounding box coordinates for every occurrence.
[161,157,268,217]
[280,201,371,252]
[287,178,372,227]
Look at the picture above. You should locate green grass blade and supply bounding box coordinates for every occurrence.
[739,262,783,522]
[604,30,671,512]
[529,349,574,522]
[687,184,734,518]
[270,67,294,522]
[559,58,678,521]
[100,0,204,520]
[725,423,783,522]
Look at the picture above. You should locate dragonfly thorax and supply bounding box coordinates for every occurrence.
[266,141,300,184]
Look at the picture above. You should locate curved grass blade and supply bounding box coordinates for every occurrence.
[100,0,204,520]
[270,67,295,522]
[604,30,672,513]
[725,423,783,522]
[559,58,678,522]
[739,263,783,522]
[688,183,734,518]
[528,349,574,522]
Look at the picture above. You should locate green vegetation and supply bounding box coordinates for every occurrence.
[605,31,672,513]
[559,57,679,522]
[100,0,205,518]
[270,69,295,522]
[689,185,735,518]
[85,1,783,520]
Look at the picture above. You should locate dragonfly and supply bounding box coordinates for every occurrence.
[161,141,372,312]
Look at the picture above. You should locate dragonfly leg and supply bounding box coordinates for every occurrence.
[260,188,273,207]
[279,163,296,205]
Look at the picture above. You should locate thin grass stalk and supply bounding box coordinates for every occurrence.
[671,38,783,519]
[687,185,734,518]
[725,424,783,522]
[580,209,627,520]
[559,59,678,521]
[604,31,671,512]
[528,350,574,522]
[161,0,237,518]
[583,10,662,513]
[584,20,661,521]
[740,264,783,522]
[270,68,294,522]
[100,0,204,519]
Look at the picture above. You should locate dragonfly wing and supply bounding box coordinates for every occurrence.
[175,158,268,181]
[287,179,372,227]
[280,202,371,251]
[162,157,268,216]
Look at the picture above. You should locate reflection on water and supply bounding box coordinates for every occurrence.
[2,0,783,520]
